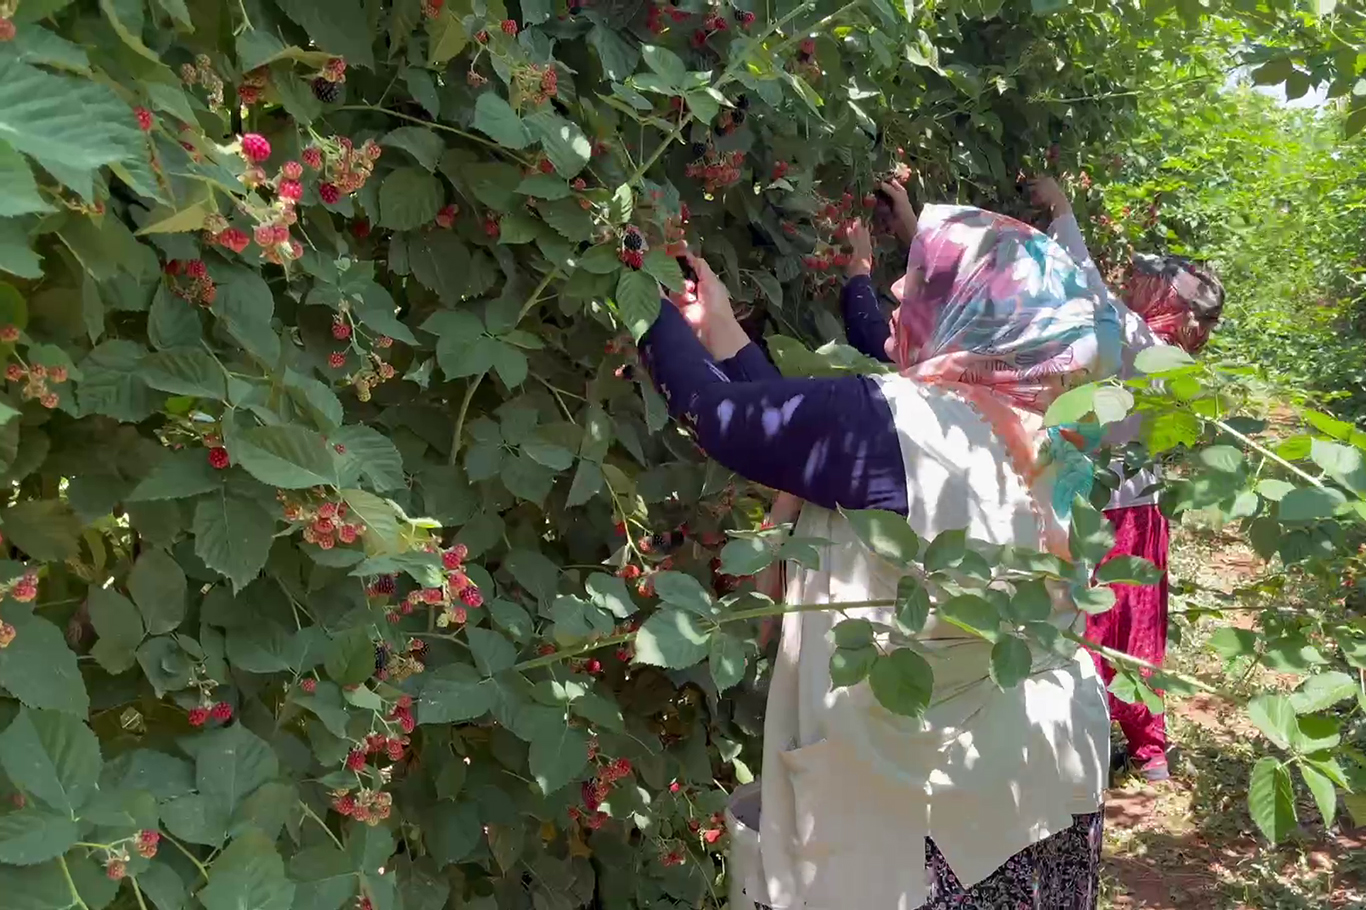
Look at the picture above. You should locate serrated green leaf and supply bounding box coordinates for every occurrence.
[87,587,144,674]
[634,607,712,668]
[614,269,661,340]
[467,627,516,676]
[844,508,921,567]
[1248,757,1296,842]
[379,167,442,230]
[199,829,295,910]
[331,424,405,492]
[0,707,101,816]
[525,112,592,178]
[528,722,589,796]
[226,422,338,489]
[473,93,532,149]
[708,632,746,691]
[192,491,274,592]
[989,636,1031,688]
[868,649,933,718]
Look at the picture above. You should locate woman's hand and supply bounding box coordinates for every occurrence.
[879,180,917,245]
[1028,176,1071,219]
[846,219,873,278]
[670,250,750,360]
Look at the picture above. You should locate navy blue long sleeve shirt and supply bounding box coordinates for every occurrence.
[639,276,908,514]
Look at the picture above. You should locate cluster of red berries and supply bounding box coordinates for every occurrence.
[567,756,632,826]
[187,701,234,727]
[280,495,366,550]
[136,829,160,859]
[661,845,686,866]
[3,570,39,610]
[421,0,443,16]
[512,63,559,105]
[645,3,689,32]
[482,212,501,239]
[687,810,727,845]
[346,730,410,770]
[306,136,383,206]
[435,204,459,229]
[792,37,821,81]
[372,638,426,683]
[389,694,418,733]
[690,10,732,47]
[163,257,218,305]
[134,106,153,132]
[386,544,483,628]
[3,354,68,409]
[618,227,646,270]
[237,67,269,106]
[684,147,746,194]
[331,787,393,825]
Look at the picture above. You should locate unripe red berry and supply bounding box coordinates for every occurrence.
[135,107,153,131]
[278,179,303,201]
[459,585,483,607]
[187,707,209,727]
[300,678,317,693]
[328,351,347,369]
[216,228,251,254]
[208,446,230,469]
[501,18,518,35]
[319,183,341,204]
[346,748,366,771]
[332,318,352,340]
[210,701,233,722]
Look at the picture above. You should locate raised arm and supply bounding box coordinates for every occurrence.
[638,258,908,513]
[840,218,893,363]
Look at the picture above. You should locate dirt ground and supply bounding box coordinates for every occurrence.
[1098,525,1366,910]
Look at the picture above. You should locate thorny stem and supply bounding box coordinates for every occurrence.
[447,374,484,466]
[1212,417,1330,492]
[58,856,92,910]
[335,106,532,165]
[163,832,211,883]
[298,800,345,850]
[512,595,1235,705]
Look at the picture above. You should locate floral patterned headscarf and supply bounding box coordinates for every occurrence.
[888,204,1121,407]
[888,205,1122,542]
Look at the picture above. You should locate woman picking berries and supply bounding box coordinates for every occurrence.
[639,197,1123,906]
[1030,176,1225,784]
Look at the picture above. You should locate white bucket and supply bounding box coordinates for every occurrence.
[725,781,770,908]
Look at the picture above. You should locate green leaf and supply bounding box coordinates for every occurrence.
[417,663,494,723]
[138,348,228,400]
[331,424,405,492]
[1248,757,1296,842]
[1133,345,1196,374]
[0,707,101,816]
[829,645,877,687]
[275,0,373,69]
[2,499,81,562]
[1072,584,1116,615]
[0,56,142,187]
[1095,556,1162,586]
[87,587,145,674]
[939,594,1000,637]
[634,607,712,669]
[640,44,686,85]
[426,7,468,67]
[718,537,774,576]
[1068,497,1115,564]
[1310,438,1366,492]
[586,574,635,619]
[0,808,77,865]
[642,249,684,291]
[895,576,931,633]
[923,528,966,572]
[0,142,52,218]
[614,269,661,340]
[1043,385,1096,426]
[1248,694,1297,751]
[1199,445,1244,473]
[467,627,516,676]
[226,422,338,489]
[588,25,639,81]
[199,829,295,910]
[1299,761,1337,828]
[0,612,88,716]
[868,649,933,718]
[653,571,714,616]
[380,126,445,172]
[1289,671,1357,714]
[192,491,275,592]
[844,508,921,567]
[326,627,375,686]
[1279,487,1345,522]
[473,93,531,149]
[212,268,279,365]
[128,450,220,501]
[127,548,187,635]
[708,632,746,691]
[528,722,589,796]
[989,636,1032,688]
[465,162,522,212]
[1208,627,1257,659]
[380,167,442,230]
[524,112,592,178]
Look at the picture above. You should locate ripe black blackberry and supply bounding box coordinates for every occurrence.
[733,109,746,125]
[650,532,666,550]
[374,645,389,674]
[622,229,644,251]
[691,141,707,158]
[735,94,750,110]
[312,77,341,103]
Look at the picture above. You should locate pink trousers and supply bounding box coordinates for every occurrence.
[1084,504,1170,771]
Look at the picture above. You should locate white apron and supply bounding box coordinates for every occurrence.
[730,376,1110,910]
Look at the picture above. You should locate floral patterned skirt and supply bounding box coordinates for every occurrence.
[754,811,1103,910]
